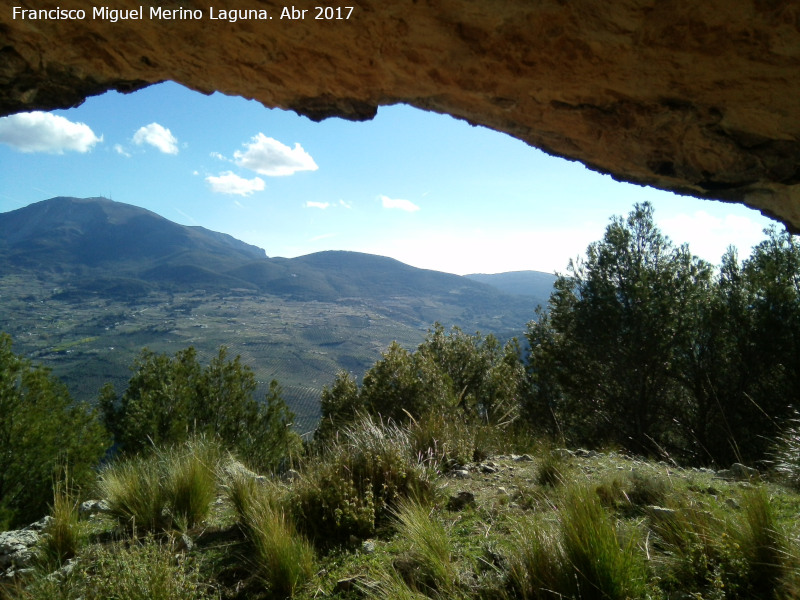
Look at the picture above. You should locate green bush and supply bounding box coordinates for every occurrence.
[314,325,526,447]
[293,417,434,544]
[0,333,108,530]
[101,347,301,472]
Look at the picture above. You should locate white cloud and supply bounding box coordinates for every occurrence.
[305,201,330,209]
[114,144,131,157]
[380,194,420,212]
[133,122,178,154]
[0,111,102,153]
[205,171,265,196]
[234,133,318,176]
[210,151,227,161]
[339,199,353,209]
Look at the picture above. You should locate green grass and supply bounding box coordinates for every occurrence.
[735,487,789,596]
[506,515,564,600]
[243,496,315,598]
[6,426,800,600]
[535,450,568,487]
[506,484,649,600]
[774,415,800,490]
[37,474,84,569]
[98,437,219,532]
[98,453,168,532]
[391,497,459,595]
[559,486,649,599]
[222,461,314,597]
[17,537,217,600]
[163,438,220,531]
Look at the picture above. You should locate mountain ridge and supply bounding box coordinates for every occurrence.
[0,197,553,427]
[465,270,557,301]
[0,197,550,315]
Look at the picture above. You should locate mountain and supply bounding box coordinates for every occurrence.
[0,196,265,271]
[0,197,540,430]
[0,197,534,326]
[466,270,557,306]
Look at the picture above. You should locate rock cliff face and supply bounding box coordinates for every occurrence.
[2,1,799,228]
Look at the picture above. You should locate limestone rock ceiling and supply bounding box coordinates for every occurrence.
[2,1,800,229]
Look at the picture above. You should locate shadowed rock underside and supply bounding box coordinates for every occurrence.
[2,0,800,228]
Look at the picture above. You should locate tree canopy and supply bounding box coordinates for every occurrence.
[0,333,108,529]
[525,204,800,465]
[315,324,525,445]
[100,346,300,472]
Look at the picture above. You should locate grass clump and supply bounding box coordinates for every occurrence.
[560,486,649,599]
[649,486,800,597]
[370,569,434,600]
[98,452,167,531]
[535,450,569,487]
[407,410,476,468]
[732,487,795,598]
[98,437,219,532]
[223,465,314,598]
[506,486,648,600]
[244,496,315,598]
[506,516,563,600]
[391,497,458,595]
[37,473,84,569]
[164,437,220,530]
[220,458,264,522]
[627,468,669,507]
[774,415,800,490]
[649,499,734,595]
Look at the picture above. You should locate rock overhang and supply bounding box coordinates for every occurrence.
[1,0,799,229]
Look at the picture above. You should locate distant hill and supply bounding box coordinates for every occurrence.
[0,196,265,274]
[0,198,534,331]
[0,197,541,429]
[466,270,557,306]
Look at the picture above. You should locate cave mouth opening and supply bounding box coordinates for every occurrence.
[0,81,779,275]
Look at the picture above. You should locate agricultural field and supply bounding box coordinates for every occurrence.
[0,275,432,433]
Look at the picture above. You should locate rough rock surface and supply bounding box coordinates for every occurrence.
[0,516,51,576]
[2,1,800,227]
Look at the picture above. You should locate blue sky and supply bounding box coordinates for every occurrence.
[0,81,776,275]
